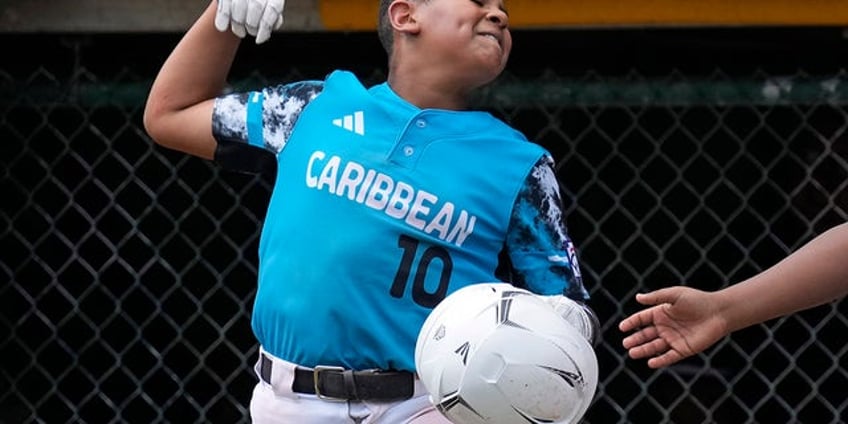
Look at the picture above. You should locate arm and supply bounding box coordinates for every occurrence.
[504,156,588,298]
[619,222,848,368]
[718,222,848,330]
[143,1,242,160]
[504,155,598,343]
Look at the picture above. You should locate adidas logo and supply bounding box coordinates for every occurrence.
[332,111,365,136]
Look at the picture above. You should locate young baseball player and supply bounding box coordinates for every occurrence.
[620,222,848,369]
[144,0,599,422]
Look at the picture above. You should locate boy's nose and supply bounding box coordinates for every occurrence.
[487,10,509,28]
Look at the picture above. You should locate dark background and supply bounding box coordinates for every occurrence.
[2,27,847,423]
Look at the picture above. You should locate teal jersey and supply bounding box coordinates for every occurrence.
[212,70,588,372]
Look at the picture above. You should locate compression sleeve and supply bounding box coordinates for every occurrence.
[504,155,589,301]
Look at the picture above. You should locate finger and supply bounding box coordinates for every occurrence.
[214,0,232,32]
[272,0,286,29]
[626,337,668,360]
[255,9,275,44]
[635,287,680,306]
[245,0,264,36]
[255,0,284,44]
[255,22,272,44]
[232,22,247,38]
[647,350,685,369]
[618,308,656,332]
[621,326,658,349]
[231,0,248,37]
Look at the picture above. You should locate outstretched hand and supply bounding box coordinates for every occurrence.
[215,0,286,44]
[618,286,729,368]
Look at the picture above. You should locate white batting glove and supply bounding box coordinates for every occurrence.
[543,295,601,346]
[215,0,286,44]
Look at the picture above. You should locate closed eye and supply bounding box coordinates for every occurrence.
[471,0,509,16]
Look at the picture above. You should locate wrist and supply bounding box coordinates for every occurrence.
[543,295,600,346]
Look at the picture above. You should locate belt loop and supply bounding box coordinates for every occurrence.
[342,370,359,400]
[257,349,300,399]
[260,353,272,385]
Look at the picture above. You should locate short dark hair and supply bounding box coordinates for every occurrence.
[377,0,393,56]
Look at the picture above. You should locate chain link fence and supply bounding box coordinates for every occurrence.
[1,30,847,423]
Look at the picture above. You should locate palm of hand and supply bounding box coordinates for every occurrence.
[622,288,727,368]
[649,304,710,361]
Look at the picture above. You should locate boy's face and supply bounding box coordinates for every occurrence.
[415,0,512,86]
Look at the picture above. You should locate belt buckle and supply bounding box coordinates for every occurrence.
[313,365,346,401]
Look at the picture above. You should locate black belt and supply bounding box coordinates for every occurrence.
[259,353,415,401]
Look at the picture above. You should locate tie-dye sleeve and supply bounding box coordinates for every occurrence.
[212,80,324,173]
[504,155,590,301]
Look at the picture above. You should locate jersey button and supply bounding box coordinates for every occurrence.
[403,146,415,156]
[416,119,427,128]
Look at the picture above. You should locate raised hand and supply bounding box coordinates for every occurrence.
[215,0,286,44]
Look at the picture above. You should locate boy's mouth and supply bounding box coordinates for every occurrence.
[477,32,502,48]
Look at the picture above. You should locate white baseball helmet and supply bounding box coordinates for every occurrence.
[415,283,599,424]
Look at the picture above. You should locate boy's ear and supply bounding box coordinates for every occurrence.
[388,0,421,35]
